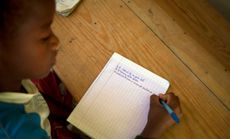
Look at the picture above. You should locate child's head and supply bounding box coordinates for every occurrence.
[0,0,59,81]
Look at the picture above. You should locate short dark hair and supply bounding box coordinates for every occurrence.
[0,0,55,47]
[0,0,33,44]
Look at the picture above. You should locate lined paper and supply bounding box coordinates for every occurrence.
[67,53,170,139]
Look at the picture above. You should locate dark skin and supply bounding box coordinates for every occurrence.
[141,93,182,139]
[0,0,59,92]
[0,0,182,138]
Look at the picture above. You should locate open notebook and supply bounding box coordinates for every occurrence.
[67,53,170,139]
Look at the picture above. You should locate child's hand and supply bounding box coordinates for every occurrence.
[140,92,182,139]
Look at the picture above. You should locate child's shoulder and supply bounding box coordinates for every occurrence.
[0,101,50,139]
[0,80,50,139]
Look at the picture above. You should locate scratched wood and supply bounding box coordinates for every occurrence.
[52,0,230,139]
[122,0,230,108]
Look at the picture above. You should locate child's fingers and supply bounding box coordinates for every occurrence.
[150,94,168,107]
[150,95,159,105]
[159,92,180,109]
[159,92,173,102]
[160,93,183,118]
[159,92,177,103]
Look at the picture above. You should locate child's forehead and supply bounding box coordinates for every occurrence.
[10,0,54,13]
[0,0,55,45]
[6,0,55,38]
[5,0,55,24]
[21,0,55,28]
[26,0,55,16]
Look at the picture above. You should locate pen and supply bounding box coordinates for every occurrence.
[159,99,180,124]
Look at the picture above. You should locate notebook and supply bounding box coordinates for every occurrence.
[67,52,170,139]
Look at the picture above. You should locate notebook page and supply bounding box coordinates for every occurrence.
[67,53,170,139]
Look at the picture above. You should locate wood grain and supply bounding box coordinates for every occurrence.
[52,0,230,138]
[122,0,230,109]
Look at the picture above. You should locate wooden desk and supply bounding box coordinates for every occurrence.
[52,0,230,138]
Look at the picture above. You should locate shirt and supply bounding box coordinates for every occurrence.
[0,80,51,139]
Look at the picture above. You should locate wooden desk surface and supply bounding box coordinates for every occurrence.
[52,0,230,138]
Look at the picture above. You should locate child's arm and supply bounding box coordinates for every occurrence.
[139,92,182,139]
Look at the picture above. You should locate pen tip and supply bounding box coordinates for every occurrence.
[171,113,180,124]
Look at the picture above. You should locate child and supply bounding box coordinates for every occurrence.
[0,0,182,139]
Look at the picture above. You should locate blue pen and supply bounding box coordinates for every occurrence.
[159,99,180,124]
